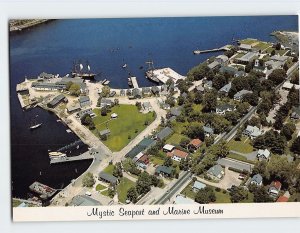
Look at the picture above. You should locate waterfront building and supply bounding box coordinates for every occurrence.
[70,195,101,206]
[98,172,119,186]
[67,104,81,114]
[47,94,68,108]
[79,96,91,108]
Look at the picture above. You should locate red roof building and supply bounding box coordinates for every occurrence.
[167,149,189,162]
[276,196,289,202]
[188,139,202,150]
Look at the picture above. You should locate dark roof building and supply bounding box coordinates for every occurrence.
[79,96,91,108]
[77,108,93,119]
[47,94,68,108]
[155,165,174,177]
[70,195,101,206]
[98,172,119,185]
[156,127,173,141]
[125,138,156,159]
[99,129,111,136]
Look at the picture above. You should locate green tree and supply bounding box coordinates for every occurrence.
[179,158,189,171]
[291,137,300,155]
[126,187,138,203]
[251,186,273,203]
[195,187,216,204]
[164,157,173,167]
[113,162,123,178]
[213,139,229,158]
[81,114,95,130]
[229,186,248,203]
[66,81,73,91]
[281,122,296,141]
[268,69,286,86]
[212,74,227,90]
[82,172,95,187]
[205,136,214,147]
[108,187,116,198]
[101,86,111,97]
[202,90,217,112]
[180,137,190,148]
[136,172,152,195]
[69,83,81,96]
[194,91,203,104]
[101,106,107,116]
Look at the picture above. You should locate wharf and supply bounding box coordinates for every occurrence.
[131,76,139,88]
[193,45,231,54]
[50,150,94,164]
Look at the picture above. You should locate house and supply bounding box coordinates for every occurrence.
[99,129,111,137]
[233,89,253,101]
[195,85,205,93]
[257,149,270,161]
[277,191,290,202]
[218,83,232,96]
[70,195,101,206]
[161,103,171,110]
[204,80,213,89]
[270,55,289,63]
[155,165,174,177]
[203,125,214,136]
[167,149,189,162]
[219,66,246,78]
[156,127,173,141]
[137,154,150,165]
[125,137,157,159]
[169,106,182,117]
[120,89,126,96]
[79,96,91,108]
[132,88,142,99]
[215,103,235,115]
[207,164,224,180]
[142,87,151,95]
[290,106,300,119]
[282,81,294,90]
[192,181,206,193]
[244,125,262,139]
[181,92,188,98]
[239,44,253,51]
[100,98,113,108]
[250,174,263,186]
[207,60,221,70]
[215,55,229,65]
[77,108,93,119]
[142,102,152,111]
[268,181,282,197]
[38,72,55,79]
[163,144,175,152]
[188,139,202,151]
[98,172,119,186]
[151,86,160,95]
[67,104,81,114]
[47,94,68,108]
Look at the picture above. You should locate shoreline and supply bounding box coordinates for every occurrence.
[9,19,55,32]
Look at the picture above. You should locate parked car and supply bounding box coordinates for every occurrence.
[238,174,246,180]
[109,91,116,97]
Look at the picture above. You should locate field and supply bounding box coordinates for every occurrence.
[93,104,156,151]
[103,164,115,175]
[227,137,254,153]
[117,177,136,203]
[166,133,186,145]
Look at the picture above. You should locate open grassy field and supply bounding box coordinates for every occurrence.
[253,42,272,51]
[240,38,258,45]
[117,177,136,203]
[166,133,186,145]
[103,164,115,175]
[150,156,165,166]
[93,104,156,151]
[227,137,254,153]
[95,184,107,191]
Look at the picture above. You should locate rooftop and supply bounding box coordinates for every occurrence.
[71,195,101,206]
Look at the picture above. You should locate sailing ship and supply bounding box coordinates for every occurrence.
[71,61,96,79]
[29,115,42,130]
[145,60,160,83]
[48,151,67,159]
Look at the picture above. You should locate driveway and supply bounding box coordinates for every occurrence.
[196,167,242,190]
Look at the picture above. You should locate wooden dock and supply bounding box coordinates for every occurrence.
[193,45,231,55]
[131,76,139,88]
[50,151,94,164]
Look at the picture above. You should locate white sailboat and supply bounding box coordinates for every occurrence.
[29,116,42,130]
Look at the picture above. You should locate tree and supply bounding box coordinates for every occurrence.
[291,137,300,155]
[275,42,281,50]
[236,102,250,117]
[114,98,119,105]
[229,186,248,203]
[184,122,205,141]
[179,158,189,171]
[101,106,107,116]
[126,187,138,203]
[251,186,273,203]
[252,160,269,180]
[165,96,175,107]
[81,114,95,130]
[194,91,203,104]
[253,130,286,155]
[178,96,185,105]
[82,172,95,187]
[205,136,214,147]
[164,157,173,167]
[212,74,226,90]
[101,86,110,97]
[108,187,116,198]
[268,69,286,86]
[202,90,217,112]
[271,49,276,56]
[113,162,123,178]
[180,137,190,148]
[243,92,259,106]
[69,83,81,96]
[66,81,73,91]
[266,155,293,184]
[281,122,296,141]
[195,187,216,204]
[224,111,240,125]
[213,139,229,158]
[122,158,141,176]
[136,172,152,195]
[97,96,102,107]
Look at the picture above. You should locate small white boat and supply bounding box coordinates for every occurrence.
[30,123,42,130]
[122,64,127,68]
[193,50,201,55]
[49,151,66,157]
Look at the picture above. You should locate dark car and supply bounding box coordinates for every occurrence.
[109,91,116,97]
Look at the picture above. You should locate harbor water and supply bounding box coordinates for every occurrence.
[10,16,298,199]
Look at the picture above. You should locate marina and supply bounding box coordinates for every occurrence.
[193,45,232,55]
[130,76,139,88]
[29,181,57,200]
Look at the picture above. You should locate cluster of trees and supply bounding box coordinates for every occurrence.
[248,184,273,203]
[113,162,123,178]
[291,136,300,155]
[122,159,142,176]
[195,186,216,204]
[229,186,248,203]
[82,172,95,187]
[253,129,286,154]
[187,63,214,82]
[66,81,81,96]
[81,113,95,130]
[135,171,164,196]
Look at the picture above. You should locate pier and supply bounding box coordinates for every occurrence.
[50,150,94,164]
[193,45,231,55]
[131,76,139,88]
[56,139,83,153]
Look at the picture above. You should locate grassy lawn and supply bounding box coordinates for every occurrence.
[240,192,254,203]
[253,42,271,51]
[181,182,196,199]
[117,177,136,203]
[192,104,203,112]
[93,105,156,151]
[227,153,256,165]
[265,47,287,56]
[150,156,165,166]
[12,199,22,207]
[214,189,231,203]
[171,121,188,134]
[240,38,258,45]
[101,189,109,197]
[166,133,186,145]
[103,164,115,175]
[95,184,107,191]
[227,137,254,153]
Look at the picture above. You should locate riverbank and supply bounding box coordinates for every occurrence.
[271,30,299,52]
[9,19,54,32]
